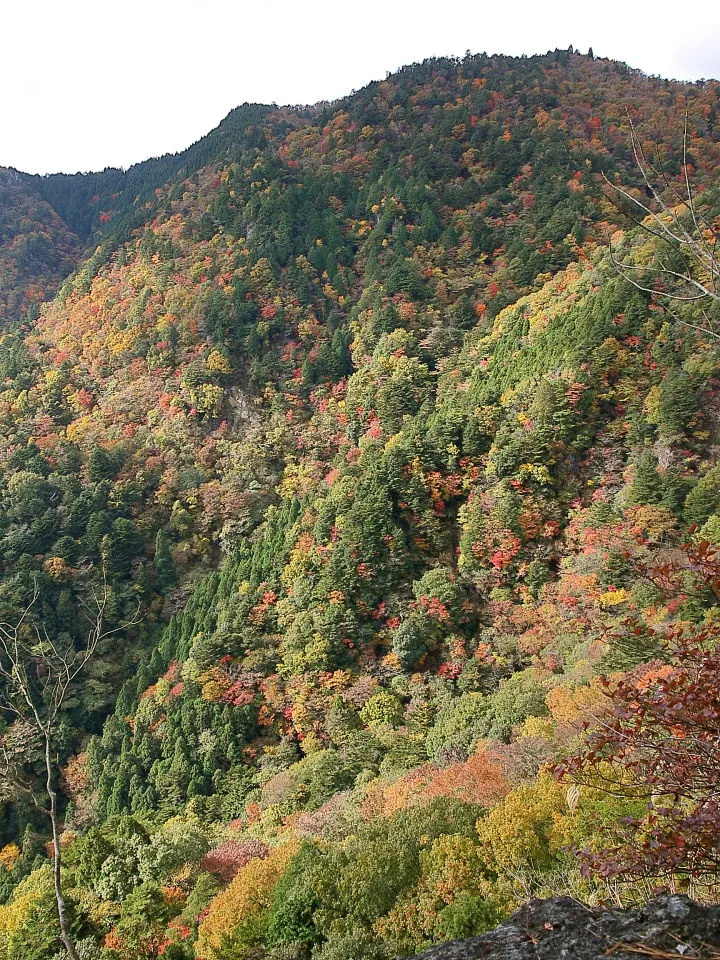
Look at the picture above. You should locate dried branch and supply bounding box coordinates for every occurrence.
[0,573,143,960]
[602,111,720,342]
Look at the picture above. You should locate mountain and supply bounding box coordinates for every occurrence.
[0,168,81,326]
[0,49,719,960]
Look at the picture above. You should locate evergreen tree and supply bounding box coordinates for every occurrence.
[154,528,176,592]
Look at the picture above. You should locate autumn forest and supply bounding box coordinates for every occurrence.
[0,47,720,960]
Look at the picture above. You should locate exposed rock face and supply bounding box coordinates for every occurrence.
[410,896,720,959]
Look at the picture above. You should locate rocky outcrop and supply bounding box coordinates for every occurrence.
[410,895,720,959]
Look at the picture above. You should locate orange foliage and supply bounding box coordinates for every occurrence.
[196,840,299,956]
[0,844,20,872]
[546,681,607,738]
[378,745,511,817]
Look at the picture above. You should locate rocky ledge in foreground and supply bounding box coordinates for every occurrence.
[411,895,720,959]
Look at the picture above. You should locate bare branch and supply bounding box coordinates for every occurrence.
[0,572,141,960]
[601,113,720,348]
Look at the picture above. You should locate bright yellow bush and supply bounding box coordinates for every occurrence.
[476,774,567,874]
[546,681,606,735]
[205,349,233,374]
[0,867,54,959]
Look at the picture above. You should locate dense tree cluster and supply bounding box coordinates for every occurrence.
[0,48,720,959]
[0,169,81,326]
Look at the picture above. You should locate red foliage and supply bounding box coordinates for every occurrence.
[199,839,269,883]
[418,595,451,621]
[555,543,720,885]
[438,661,462,679]
[489,530,522,570]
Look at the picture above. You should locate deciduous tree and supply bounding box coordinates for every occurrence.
[0,579,139,959]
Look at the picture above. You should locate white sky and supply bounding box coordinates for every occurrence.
[2,0,720,176]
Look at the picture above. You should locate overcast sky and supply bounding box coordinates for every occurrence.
[2,0,720,176]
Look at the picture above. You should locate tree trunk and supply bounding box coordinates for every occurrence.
[45,735,80,960]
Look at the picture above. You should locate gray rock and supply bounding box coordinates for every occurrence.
[408,895,720,959]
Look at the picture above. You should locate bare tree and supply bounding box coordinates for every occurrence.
[0,579,140,960]
[603,110,720,341]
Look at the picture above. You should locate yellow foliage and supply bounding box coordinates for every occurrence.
[596,588,629,608]
[279,632,332,677]
[188,383,224,416]
[65,414,95,443]
[43,556,71,581]
[277,465,319,501]
[382,652,403,672]
[375,834,489,951]
[196,840,299,956]
[300,732,324,755]
[297,318,320,339]
[546,681,605,730]
[324,670,352,692]
[42,369,65,392]
[106,326,141,357]
[625,504,677,544]
[0,846,20,872]
[643,384,662,423]
[280,527,319,587]
[206,349,233,374]
[518,463,553,486]
[476,775,567,874]
[198,666,231,702]
[0,867,54,959]
[519,716,555,740]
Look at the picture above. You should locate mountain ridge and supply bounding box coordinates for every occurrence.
[0,46,719,960]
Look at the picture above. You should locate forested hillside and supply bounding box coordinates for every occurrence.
[0,169,81,326]
[1,49,720,960]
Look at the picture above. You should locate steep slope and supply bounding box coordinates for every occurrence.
[0,49,719,960]
[27,102,286,242]
[0,168,81,325]
[87,228,720,817]
[6,52,719,587]
[0,104,288,323]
